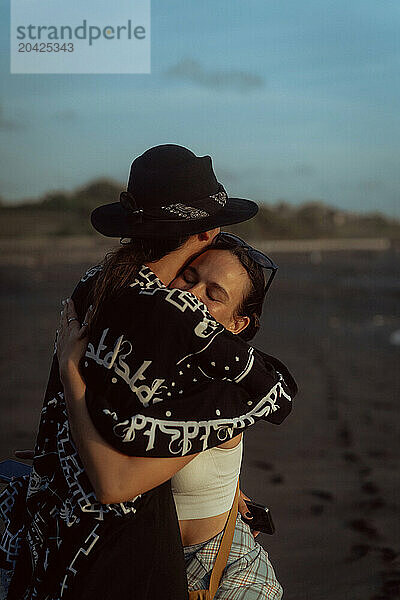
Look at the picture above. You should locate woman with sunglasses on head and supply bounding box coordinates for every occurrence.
[0,145,296,600]
[172,235,283,599]
[53,234,288,599]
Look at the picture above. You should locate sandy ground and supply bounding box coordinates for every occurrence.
[0,238,399,600]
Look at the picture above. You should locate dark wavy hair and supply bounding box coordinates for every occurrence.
[87,235,190,335]
[204,238,267,341]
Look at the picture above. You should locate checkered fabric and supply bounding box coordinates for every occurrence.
[184,515,283,600]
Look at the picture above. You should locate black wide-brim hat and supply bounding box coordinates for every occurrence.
[91,144,258,238]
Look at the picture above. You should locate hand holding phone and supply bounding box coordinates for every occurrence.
[241,499,275,535]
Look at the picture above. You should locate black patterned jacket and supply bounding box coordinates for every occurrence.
[83,265,297,457]
[0,264,297,600]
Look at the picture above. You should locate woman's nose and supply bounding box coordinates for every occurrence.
[189,283,205,303]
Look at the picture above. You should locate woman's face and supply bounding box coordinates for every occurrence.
[170,249,251,335]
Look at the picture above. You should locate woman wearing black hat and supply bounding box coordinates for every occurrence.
[0,145,296,600]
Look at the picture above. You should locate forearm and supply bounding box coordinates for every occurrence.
[61,365,195,503]
[61,365,129,503]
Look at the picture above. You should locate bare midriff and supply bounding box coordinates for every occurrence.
[178,433,242,547]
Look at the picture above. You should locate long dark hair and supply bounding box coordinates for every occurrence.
[205,239,266,341]
[87,235,190,334]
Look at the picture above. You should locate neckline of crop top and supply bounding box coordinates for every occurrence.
[171,438,243,520]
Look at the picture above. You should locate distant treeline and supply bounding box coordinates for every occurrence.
[1,179,399,239]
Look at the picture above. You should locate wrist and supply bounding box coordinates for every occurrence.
[59,357,76,378]
[59,359,83,387]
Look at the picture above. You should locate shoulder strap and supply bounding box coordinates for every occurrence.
[208,482,239,600]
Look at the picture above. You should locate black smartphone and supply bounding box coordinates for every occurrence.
[242,499,275,535]
[0,459,32,483]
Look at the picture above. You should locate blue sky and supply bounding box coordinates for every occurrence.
[1,0,399,216]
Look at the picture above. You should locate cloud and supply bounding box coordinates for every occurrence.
[165,59,264,92]
[0,104,24,131]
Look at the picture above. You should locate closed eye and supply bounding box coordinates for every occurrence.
[206,289,220,302]
[182,270,197,285]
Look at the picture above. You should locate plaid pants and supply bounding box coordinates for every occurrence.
[184,515,283,600]
[1,518,283,600]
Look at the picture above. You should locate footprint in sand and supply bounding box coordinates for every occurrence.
[308,489,334,502]
[252,460,274,471]
[342,451,360,464]
[337,424,353,447]
[270,474,284,485]
[347,518,380,539]
[361,481,380,495]
[346,543,371,561]
[379,548,399,564]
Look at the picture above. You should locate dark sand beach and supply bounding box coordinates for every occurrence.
[1,238,399,599]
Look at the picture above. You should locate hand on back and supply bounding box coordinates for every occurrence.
[57,299,89,380]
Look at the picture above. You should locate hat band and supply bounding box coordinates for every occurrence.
[120,185,227,223]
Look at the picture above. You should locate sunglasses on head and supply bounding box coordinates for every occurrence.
[213,232,278,295]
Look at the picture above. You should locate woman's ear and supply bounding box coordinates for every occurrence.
[197,228,220,243]
[227,315,250,336]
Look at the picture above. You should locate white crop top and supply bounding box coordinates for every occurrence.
[171,438,243,520]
